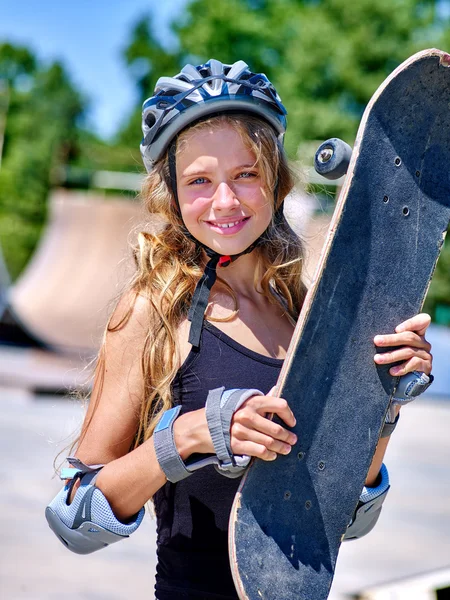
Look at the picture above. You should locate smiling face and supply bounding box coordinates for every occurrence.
[175,123,274,256]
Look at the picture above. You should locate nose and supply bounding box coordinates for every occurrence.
[211,182,239,210]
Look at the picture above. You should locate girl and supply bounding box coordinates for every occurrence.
[46,59,433,600]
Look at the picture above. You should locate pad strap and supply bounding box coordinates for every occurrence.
[60,457,104,481]
[380,412,400,438]
[154,406,192,482]
[205,387,263,475]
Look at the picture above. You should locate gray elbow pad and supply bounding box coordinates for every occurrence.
[344,463,390,541]
[343,487,389,540]
[45,463,145,555]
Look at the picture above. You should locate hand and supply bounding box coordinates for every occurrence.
[373,313,433,376]
[230,388,297,461]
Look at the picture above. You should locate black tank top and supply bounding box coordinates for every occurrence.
[154,320,283,600]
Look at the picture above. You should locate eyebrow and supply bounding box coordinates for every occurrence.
[181,164,258,180]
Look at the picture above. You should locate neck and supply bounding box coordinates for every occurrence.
[204,250,263,298]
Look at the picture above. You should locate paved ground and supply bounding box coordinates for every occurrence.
[1,386,449,600]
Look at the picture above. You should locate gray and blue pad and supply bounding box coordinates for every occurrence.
[154,406,194,482]
[153,406,224,482]
[344,463,390,540]
[385,370,433,423]
[46,469,144,554]
[205,387,263,477]
[393,371,433,403]
[153,388,263,483]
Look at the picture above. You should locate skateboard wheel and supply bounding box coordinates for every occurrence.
[314,138,352,180]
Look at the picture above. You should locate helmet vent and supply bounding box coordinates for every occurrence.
[145,113,157,128]
[160,90,179,98]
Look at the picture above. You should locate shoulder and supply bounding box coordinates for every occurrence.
[108,288,189,370]
[105,289,156,354]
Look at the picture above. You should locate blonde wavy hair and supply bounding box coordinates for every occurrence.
[78,113,307,454]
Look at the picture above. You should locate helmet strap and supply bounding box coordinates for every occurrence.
[168,141,180,212]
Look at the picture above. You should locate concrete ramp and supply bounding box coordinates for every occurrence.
[3,189,144,355]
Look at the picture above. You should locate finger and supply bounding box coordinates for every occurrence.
[389,355,432,376]
[394,313,431,336]
[267,385,280,397]
[374,347,431,365]
[374,331,431,351]
[245,396,296,427]
[231,439,277,461]
[237,413,298,445]
[232,424,293,455]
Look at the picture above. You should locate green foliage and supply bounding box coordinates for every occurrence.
[0,45,84,279]
[120,0,448,156]
[0,42,36,82]
[74,129,142,173]
[118,15,181,148]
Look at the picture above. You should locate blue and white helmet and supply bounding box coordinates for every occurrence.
[140,58,287,172]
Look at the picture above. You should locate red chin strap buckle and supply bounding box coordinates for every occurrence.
[218,255,232,268]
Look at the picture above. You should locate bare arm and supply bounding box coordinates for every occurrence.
[70,293,168,521]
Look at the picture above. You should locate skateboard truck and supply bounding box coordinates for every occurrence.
[314,138,353,180]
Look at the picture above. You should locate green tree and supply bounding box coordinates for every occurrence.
[118,14,181,150]
[121,0,448,156]
[0,45,84,279]
[0,43,36,167]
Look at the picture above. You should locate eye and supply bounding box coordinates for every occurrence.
[189,177,209,185]
[237,171,258,179]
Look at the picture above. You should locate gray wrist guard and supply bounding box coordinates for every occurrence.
[206,387,263,478]
[393,370,433,404]
[153,387,263,483]
[154,406,219,483]
[45,458,145,555]
[381,371,433,437]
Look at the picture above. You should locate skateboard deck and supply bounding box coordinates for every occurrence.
[228,48,450,600]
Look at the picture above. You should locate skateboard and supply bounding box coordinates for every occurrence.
[228,48,450,600]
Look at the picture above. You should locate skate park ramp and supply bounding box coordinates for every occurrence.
[3,189,145,354]
[0,190,151,390]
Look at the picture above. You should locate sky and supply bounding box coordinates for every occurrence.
[0,0,188,139]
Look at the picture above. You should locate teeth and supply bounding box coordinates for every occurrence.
[212,220,242,228]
